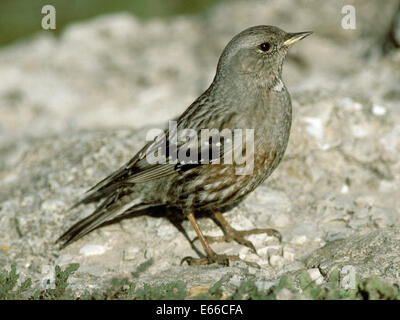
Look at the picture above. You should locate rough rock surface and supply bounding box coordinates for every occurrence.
[1,0,400,294]
[305,228,400,283]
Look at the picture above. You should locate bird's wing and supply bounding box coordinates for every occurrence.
[74,110,240,206]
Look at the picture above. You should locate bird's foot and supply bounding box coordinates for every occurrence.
[181,253,258,267]
[195,228,281,254]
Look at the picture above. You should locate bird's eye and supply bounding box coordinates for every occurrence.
[259,42,271,52]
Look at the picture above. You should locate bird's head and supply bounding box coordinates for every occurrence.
[215,25,312,89]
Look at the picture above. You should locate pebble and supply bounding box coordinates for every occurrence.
[307,268,324,285]
[340,265,357,290]
[372,104,386,116]
[283,247,295,261]
[269,255,285,268]
[79,244,107,256]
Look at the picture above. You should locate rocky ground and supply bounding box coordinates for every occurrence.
[0,0,399,296]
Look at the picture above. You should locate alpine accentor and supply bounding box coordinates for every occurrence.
[57,25,312,266]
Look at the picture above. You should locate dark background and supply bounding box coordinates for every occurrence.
[0,0,227,47]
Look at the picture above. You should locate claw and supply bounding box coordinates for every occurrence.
[192,227,282,254]
[181,253,259,267]
[181,255,228,266]
[183,213,272,269]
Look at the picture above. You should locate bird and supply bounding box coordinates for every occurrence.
[57,25,312,266]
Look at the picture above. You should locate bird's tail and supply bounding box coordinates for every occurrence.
[56,191,152,248]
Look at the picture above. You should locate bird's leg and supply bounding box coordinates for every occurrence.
[204,212,282,254]
[181,213,257,267]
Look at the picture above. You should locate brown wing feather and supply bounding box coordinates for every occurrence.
[73,110,240,207]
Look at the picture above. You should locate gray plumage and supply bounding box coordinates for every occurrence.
[57,26,312,259]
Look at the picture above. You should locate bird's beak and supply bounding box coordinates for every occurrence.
[283,31,313,47]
